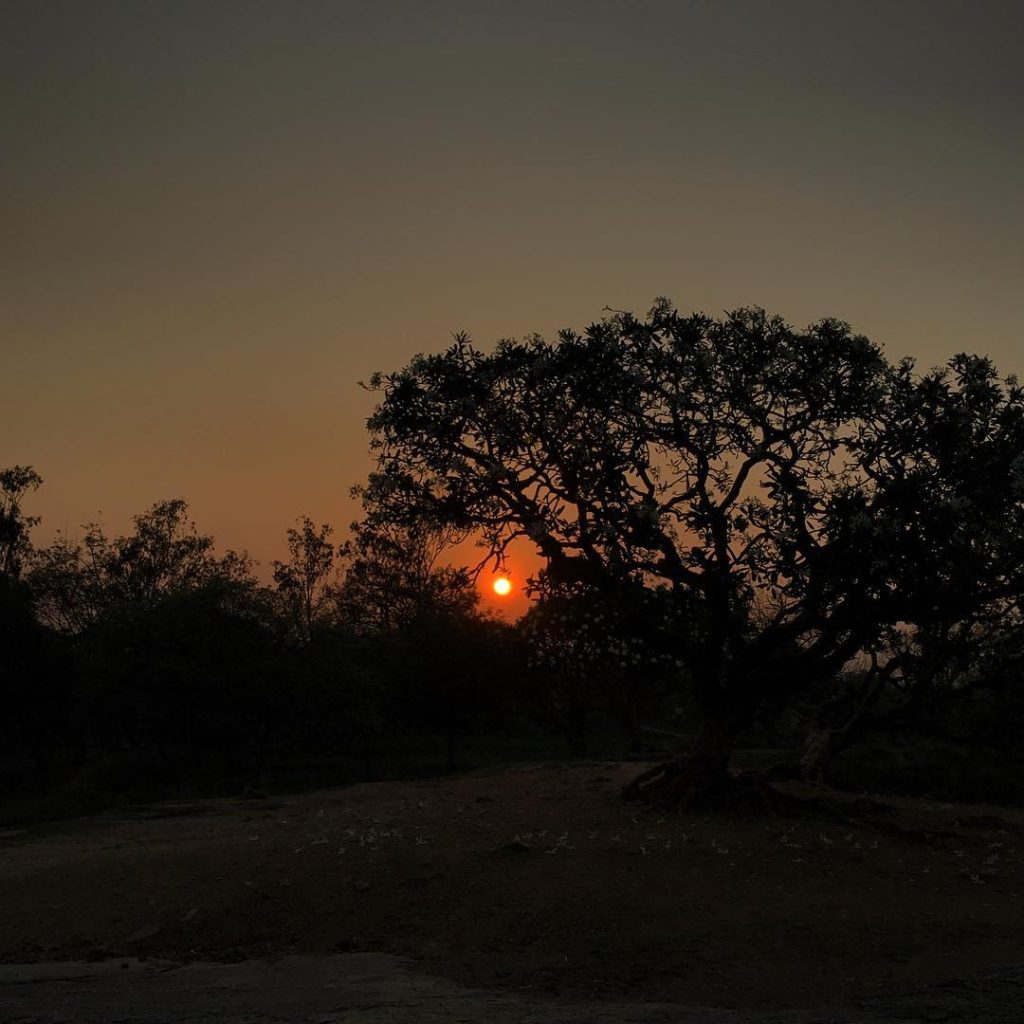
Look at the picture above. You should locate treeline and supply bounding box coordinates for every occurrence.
[3,465,1024,820]
[0,469,678,821]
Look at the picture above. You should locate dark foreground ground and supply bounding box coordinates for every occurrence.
[1,761,1022,1022]
[3,954,1023,1023]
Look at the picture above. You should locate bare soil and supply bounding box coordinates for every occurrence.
[1,761,1021,1015]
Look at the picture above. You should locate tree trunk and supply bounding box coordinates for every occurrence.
[798,668,890,780]
[621,702,750,809]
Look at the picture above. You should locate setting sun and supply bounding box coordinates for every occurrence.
[492,576,512,596]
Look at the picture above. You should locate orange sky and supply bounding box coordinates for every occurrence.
[3,2,1022,620]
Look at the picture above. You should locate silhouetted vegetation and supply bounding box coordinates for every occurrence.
[0,481,533,824]
[4,302,1024,821]
[362,301,1024,807]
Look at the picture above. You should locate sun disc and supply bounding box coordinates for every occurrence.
[492,576,512,596]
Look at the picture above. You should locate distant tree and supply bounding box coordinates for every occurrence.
[367,587,501,771]
[0,465,42,581]
[334,511,477,636]
[272,517,337,642]
[0,467,77,768]
[332,506,504,767]
[30,498,253,632]
[81,575,281,776]
[359,301,1024,807]
[24,500,274,775]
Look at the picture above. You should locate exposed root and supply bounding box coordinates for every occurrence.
[620,756,894,817]
[621,757,770,812]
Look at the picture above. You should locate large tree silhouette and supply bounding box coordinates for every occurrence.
[360,301,1024,807]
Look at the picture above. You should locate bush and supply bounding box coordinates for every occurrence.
[826,731,1024,805]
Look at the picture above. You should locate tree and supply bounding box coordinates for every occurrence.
[272,517,337,642]
[360,301,1024,807]
[332,508,501,768]
[80,575,281,778]
[30,498,253,633]
[0,465,42,581]
[0,465,66,767]
[334,512,477,637]
[26,499,272,774]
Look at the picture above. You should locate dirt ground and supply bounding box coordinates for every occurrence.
[1,761,1022,1016]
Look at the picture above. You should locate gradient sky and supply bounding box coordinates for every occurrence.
[3,0,1022,617]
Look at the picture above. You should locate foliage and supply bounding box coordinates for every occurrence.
[0,465,42,581]
[272,516,337,642]
[29,499,254,633]
[333,511,477,636]
[8,299,1024,816]
[331,502,512,766]
[1,476,532,815]
[76,577,280,770]
[361,300,1024,800]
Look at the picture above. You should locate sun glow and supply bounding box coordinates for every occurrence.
[492,576,512,596]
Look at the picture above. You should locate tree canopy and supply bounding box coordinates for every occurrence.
[0,466,42,582]
[334,515,478,637]
[361,301,1024,805]
[30,499,254,633]
[272,517,338,643]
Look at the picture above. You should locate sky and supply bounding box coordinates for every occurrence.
[2,0,1022,617]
